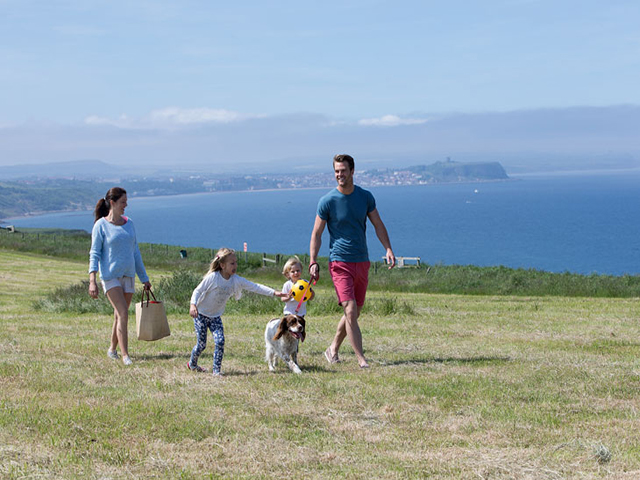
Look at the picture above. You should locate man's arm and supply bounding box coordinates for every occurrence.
[368,208,396,269]
[309,215,326,280]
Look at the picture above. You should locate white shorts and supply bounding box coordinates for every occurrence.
[101,276,135,294]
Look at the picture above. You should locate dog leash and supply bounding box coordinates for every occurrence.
[294,279,315,314]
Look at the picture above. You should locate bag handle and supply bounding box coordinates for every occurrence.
[141,288,158,307]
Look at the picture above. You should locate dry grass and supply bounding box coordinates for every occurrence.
[1,249,639,479]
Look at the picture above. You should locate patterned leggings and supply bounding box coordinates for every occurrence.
[190,314,225,374]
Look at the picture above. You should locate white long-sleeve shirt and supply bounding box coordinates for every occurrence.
[190,271,275,318]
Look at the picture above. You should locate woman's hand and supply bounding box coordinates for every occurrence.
[88,280,99,299]
[189,304,198,318]
[88,272,99,299]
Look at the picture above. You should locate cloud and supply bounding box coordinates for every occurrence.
[358,114,429,127]
[85,109,431,130]
[3,106,639,172]
[84,108,266,129]
[84,114,133,128]
[149,107,263,125]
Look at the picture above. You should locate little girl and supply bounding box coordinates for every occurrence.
[281,256,315,318]
[188,248,289,375]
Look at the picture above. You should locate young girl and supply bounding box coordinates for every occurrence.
[281,256,315,318]
[188,248,289,376]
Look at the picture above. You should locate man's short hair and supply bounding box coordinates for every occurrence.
[333,154,355,171]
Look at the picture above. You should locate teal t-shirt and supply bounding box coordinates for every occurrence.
[317,185,376,262]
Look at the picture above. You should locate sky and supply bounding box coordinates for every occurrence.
[1,0,639,172]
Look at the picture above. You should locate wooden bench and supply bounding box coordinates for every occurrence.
[383,256,421,268]
[262,253,281,267]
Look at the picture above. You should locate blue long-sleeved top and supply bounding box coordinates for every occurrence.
[88,217,149,283]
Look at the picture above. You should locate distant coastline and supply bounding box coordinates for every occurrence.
[0,160,510,222]
[6,173,640,276]
[1,179,516,224]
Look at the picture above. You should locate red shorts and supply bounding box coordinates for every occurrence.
[329,261,370,307]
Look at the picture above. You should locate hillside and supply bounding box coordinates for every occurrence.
[408,159,509,181]
[0,179,101,220]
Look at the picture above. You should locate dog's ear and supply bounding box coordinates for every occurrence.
[298,316,306,343]
[273,316,288,341]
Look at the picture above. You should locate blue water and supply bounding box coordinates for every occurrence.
[6,172,640,275]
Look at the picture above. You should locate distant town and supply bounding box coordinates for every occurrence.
[127,160,509,197]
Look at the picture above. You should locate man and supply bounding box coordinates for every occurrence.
[309,154,395,368]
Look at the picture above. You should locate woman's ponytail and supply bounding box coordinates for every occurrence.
[94,187,127,223]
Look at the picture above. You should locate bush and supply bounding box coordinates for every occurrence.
[366,263,640,298]
[153,269,201,314]
[362,296,415,316]
[307,293,343,315]
[12,228,640,299]
[34,270,289,316]
[33,281,113,314]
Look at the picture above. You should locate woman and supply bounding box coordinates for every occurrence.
[88,187,151,366]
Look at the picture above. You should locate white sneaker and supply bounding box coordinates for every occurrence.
[122,356,133,366]
[107,349,119,360]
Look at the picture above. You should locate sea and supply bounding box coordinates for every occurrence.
[5,171,640,276]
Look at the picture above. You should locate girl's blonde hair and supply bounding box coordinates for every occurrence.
[282,256,303,278]
[207,247,236,275]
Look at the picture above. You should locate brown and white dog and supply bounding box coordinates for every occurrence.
[265,314,306,374]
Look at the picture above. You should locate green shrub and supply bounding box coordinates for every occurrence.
[362,296,415,316]
[33,281,113,314]
[153,269,201,313]
[34,270,288,316]
[307,293,343,315]
[11,228,640,299]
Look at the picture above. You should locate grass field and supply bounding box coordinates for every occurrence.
[1,249,639,479]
